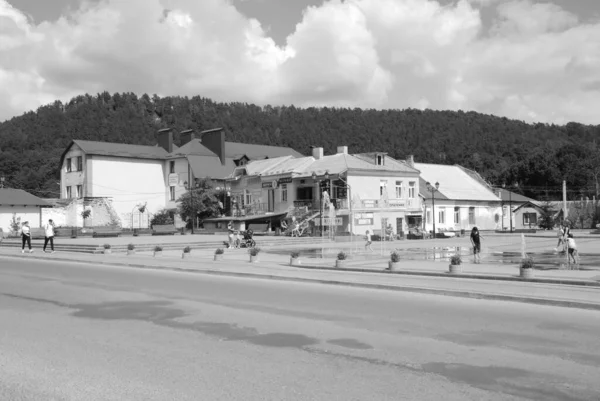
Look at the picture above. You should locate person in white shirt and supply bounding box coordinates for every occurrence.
[566,233,578,265]
[43,219,55,253]
[21,221,33,253]
[365,230,373,252]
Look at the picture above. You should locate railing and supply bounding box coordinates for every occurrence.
[231,203,268,217]
[294,200,313,209]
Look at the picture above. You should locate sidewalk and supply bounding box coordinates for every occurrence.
[1,247,600,311]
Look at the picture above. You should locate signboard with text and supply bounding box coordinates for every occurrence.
[168,174,179,186]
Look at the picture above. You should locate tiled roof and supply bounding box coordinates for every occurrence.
[187,155,237,180]
[0,189,49,206]
[415,163,500,201]
[494,188,537,203]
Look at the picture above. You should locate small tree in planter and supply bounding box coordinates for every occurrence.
[127,243,135,255]
[520,256,535,279]
[290,251,300,266]
[103,243,112,254]
[182,246,192,259]
[336,251,348,268]
[449,254,462,274]
[153,245,163,257]
[387,251,401,271]
[214,247,224,261]
[248,247,261,263]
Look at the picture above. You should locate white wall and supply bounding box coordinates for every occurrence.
[0,206,42,235]
[89,156,166,228]
[424,200,502,232]
[61,144,85,199]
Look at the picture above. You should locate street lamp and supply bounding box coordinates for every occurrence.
[426,181,440,237]
[312,170,330,238]
[502,183,512,232]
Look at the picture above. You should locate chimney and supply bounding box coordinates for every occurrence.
[157,128,173,153]
[180,129,195,146]
[337,146,348,155]
[406,154,415,168]
[312,147,324,160]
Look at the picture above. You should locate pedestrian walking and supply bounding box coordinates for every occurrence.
[43,219,55,253]
[470,226,483,263]
[365,230,373,252]
[227,221,235,248]
[566,233,579,266]
[21,221,33,253]
[554,224,565,252]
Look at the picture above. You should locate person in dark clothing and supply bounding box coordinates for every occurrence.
[470,226,484,264]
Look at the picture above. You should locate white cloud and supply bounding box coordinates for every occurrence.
[0,0,599,124]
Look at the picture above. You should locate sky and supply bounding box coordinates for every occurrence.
[1,0,599,125]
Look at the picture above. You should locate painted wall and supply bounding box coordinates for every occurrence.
[61,144,85,199]
[165,157,190,211]
[423,200,502,232]
[0,206,42,235]
[346,174,420,206]
[88,156,166,228]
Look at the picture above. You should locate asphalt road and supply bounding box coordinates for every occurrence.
[1,257,599,401]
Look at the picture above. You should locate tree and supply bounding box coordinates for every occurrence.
[538,200,557,230]
[150,209,174,227]
[176,179,221,227]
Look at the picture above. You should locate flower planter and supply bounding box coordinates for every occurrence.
[182,252,191,259]
[103,249,112,255]
[153,251,162,257]
[290,257,301,266]
[126,250,135,256]
[388,261,400,271]
[520,267,534,279]
[250,255,259,263]
[336,259,347,268]
[449,264,462,274]
[214,254,223,261]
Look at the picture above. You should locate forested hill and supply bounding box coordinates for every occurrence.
[0,92,599,200]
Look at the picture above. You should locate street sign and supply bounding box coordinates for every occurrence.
[168,173,179,185]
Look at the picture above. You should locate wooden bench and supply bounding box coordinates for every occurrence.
[152,224,178,236]
[92,227,122,238]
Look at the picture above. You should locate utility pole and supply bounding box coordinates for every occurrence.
[562,180,567,223]
[188,163,194,234]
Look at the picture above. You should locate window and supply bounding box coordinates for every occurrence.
[281,184,288,202]
[469,207,475,224]
[66,186,72,198]
[76,156,83,171]
[376,154,383,165]
[379,180,387,196]
[408,181,416,198]
[169,161,175,174]
[76,185,82,198]
[395,181,403,198]
[426,210,431,224]
[245,189,252,205]
[523,213,537,225]
[454,207,460,224]
[296,186,313,200]
[66,158,72,172]
[438,208,446,224]
[169,186,175,201]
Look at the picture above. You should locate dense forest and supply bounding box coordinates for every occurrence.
[0,92,599,201]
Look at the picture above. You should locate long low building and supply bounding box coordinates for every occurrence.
[0,188,49,236]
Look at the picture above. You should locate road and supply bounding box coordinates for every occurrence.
[1,257,599,401]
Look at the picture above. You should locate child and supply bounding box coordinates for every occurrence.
[567,233,579,266]
[235,231,242,248]
[470,226,483,264]
[554,225,564,252]
[365,230,373,252]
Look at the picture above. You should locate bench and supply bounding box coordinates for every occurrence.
[92,227,122,238]
[152,224,178,236]
[30,228,47,239]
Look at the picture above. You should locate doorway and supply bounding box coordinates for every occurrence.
[268,189,275,212]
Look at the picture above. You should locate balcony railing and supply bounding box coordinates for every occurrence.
[231,202,268,217]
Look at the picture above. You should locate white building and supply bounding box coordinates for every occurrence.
[0,189,49,236]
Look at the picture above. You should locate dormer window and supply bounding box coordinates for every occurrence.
[234,155,250,166]
[376,154,384,165]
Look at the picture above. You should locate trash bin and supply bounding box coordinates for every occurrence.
[275,228,281,236]
[71,228,77,238]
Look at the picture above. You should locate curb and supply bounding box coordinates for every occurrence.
[293,264,600,287]
[2,253,600,311]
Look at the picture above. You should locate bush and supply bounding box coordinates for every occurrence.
[337,251,348,260]
[248,247,261,256]
[215,248,224,255]
[154,245,163,252]
[183,246,191,253]
[520,257,534,269]
[390,251,401,263]
[127,243,135,250]
[103,243,111,249]
[450,254,462,265]
[290,251,300,258]
[151,209,174,227]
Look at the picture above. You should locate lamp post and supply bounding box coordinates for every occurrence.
[503,183,512,232]
[426,181,440,237]
[312,170,330,238]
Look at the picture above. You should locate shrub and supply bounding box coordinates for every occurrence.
[127,243,135,251]
[390,251,401,263]
[103,243,111,249]
[520,257,534,269]
[215,248,224,255]
[151,209,174,227]
[290,251,300,258]
[183,246,191,253]
[337,251,348,260]
[81,209,91,219]
[154,245,163,252]
[248,247,261,256]
[450,254,462,265]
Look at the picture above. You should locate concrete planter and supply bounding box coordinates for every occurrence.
[126,249,135,256]
[449,264,462,274]
[182,252,191,259]
[520,267,534,279]
[250,255,259,263]
[336,259,347,268]
[388,261,400,271]
[153,251,162,257]
[103,249,112,254]
[290,257,301,266]
[214,254,223,261]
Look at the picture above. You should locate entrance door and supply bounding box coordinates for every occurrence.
[396,217,403,235]
[268,189,275,212]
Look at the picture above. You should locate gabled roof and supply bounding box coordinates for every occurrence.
[494,188,537,203]
[513,201,544,213]
[0,189,49,206]
[60,140,169,165]
[415,163,500,201]
[187,155,237,180]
